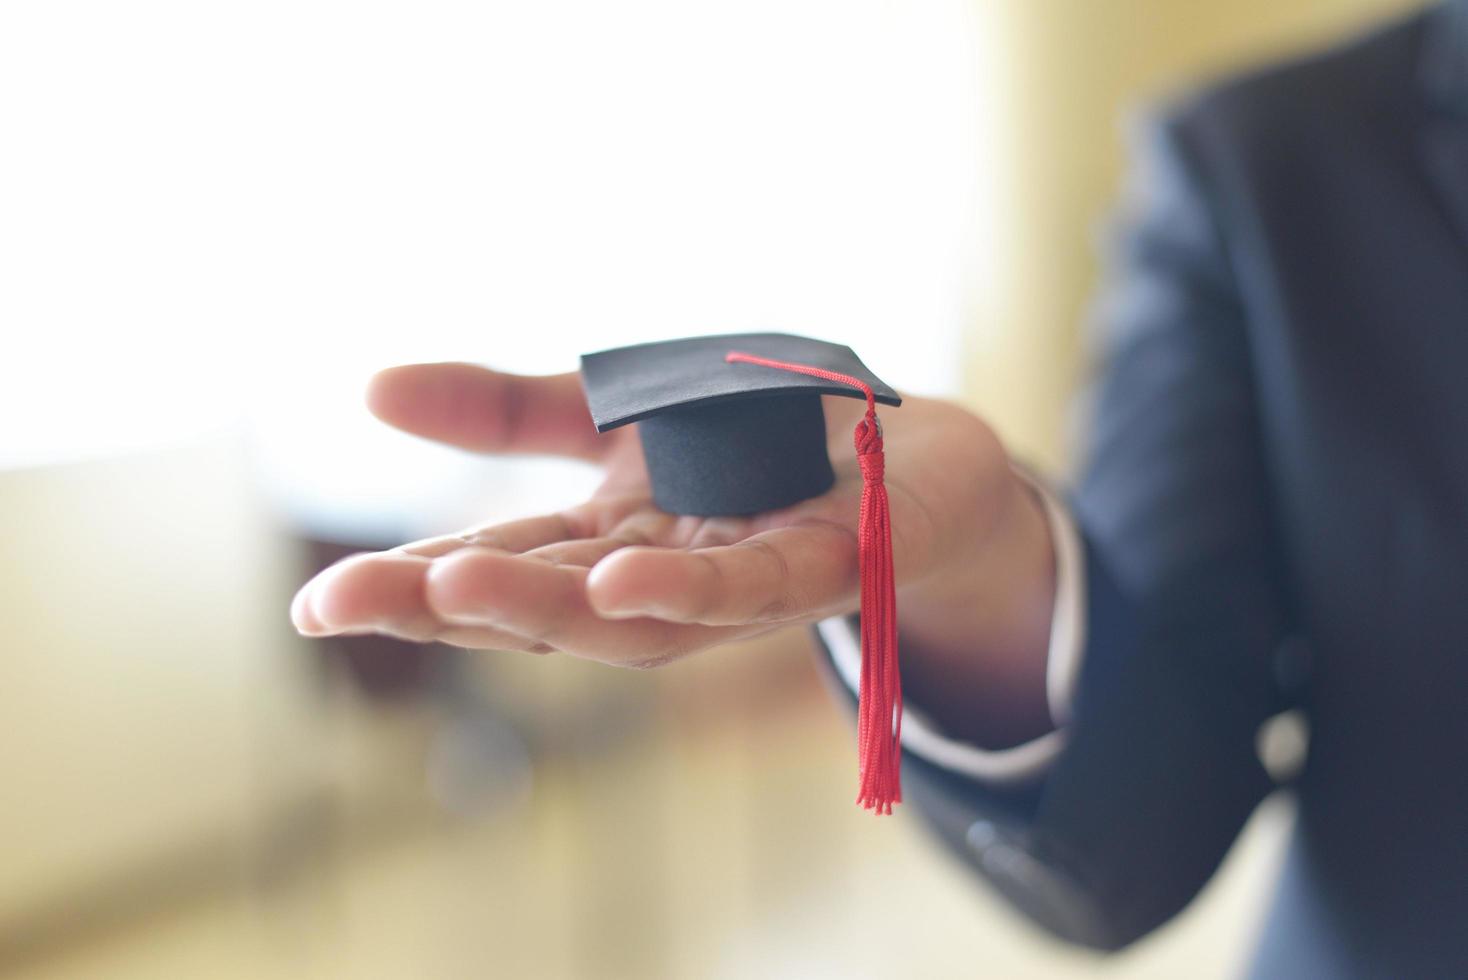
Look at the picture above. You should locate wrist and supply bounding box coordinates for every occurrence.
[897,466,1058,748]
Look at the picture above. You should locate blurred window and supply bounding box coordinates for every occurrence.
[1,0,989,534]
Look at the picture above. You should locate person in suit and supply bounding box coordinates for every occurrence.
[292,2,1468,974]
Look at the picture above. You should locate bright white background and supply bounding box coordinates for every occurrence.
[0,0,995,537]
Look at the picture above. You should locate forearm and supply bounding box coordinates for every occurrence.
[898,469,1058,749]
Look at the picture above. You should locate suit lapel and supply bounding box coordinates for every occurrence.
[1418,0,1468,260]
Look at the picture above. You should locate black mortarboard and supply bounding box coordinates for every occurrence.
[581,331,908,812]
[580,332,901,517]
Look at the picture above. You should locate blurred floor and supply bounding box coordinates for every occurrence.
[0,439,1292,980]
[7,679,1294,980]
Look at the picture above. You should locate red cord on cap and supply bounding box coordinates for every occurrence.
[725,351,902,814]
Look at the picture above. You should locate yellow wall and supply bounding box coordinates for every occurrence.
[967,0,1426,470]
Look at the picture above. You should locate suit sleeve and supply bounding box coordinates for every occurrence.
[896,108,1295,950]
[820,470,1085,783]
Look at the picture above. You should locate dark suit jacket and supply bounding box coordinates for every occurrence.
[886,4,1468,976]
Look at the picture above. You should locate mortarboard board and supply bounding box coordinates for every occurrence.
[580,332,901,516]
[579,332,907,814]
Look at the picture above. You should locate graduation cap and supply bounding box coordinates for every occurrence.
[579,332,907,813]
[580,332,901,516]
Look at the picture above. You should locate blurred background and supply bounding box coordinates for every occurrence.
[0,0,1421,976]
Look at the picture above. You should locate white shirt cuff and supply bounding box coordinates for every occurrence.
[817,468,1087,785]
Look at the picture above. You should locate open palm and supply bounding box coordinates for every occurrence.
[292,361,1015,669]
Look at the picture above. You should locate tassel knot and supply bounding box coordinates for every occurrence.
[856,430,884,482]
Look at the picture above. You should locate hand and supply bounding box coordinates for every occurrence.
[291,362,1056,741]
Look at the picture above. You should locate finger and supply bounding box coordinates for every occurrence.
[522,537,636,568]
[683,517,750,550]
[436,627,554,654]
[293,552,545,652]
[291,581,331,635]
[396,495,657,561]
[585,521,859,626]
[293,552,436,639]
[517,511,682,566]
[366,362,608,461]
[397,512,589,559]
[425,547,749,667]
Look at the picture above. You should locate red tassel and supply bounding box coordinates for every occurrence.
[725,351,902,814]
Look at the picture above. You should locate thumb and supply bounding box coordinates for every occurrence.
[366,362,608,460]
